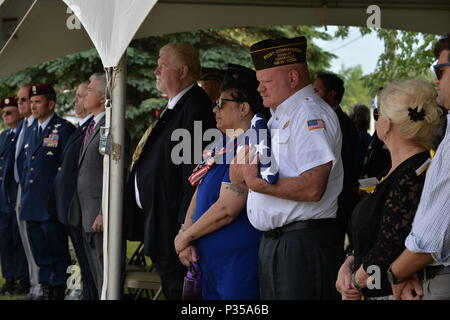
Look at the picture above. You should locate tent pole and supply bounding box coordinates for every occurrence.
[107,53,127,300]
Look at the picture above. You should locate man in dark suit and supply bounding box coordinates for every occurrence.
[14,85,41,299]
[125,42,215,300]
[20,83,76,300]
[313,72,358,247]
[50,81,98,300]
[0,97,29,296]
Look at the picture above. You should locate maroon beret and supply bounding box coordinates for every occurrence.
[0,96,18,109]
[29,83,56,98]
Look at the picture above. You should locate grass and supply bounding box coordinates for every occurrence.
[0,240,155,300]
[0,272,26,300]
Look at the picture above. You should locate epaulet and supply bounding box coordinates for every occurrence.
[302,96,319,108]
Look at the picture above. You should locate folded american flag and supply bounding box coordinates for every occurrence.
[188,135,229,186]
[242,113,279,184]
[188,149,216,186]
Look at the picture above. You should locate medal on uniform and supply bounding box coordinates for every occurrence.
[43,133,59,148]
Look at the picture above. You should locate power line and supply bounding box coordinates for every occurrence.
[327,35,364,52]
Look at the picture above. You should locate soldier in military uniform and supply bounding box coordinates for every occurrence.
[14,84,42,299]
[20,83,76,300]
[0,97,29,295]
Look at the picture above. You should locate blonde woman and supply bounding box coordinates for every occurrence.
[336,80,442,300]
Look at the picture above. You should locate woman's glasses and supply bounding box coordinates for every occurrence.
[214,98,245,110]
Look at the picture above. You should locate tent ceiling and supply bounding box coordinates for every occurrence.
[1,0,449,78]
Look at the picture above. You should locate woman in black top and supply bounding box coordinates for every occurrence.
[336,80,442,300]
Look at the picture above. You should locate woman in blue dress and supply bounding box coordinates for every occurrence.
[174,64,267,299]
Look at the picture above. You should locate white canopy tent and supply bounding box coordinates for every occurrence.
[0,0,449,300]
[1,0,450,79]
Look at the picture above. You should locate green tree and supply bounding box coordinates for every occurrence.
[339,65,373,113]
[334,26,441,91]
[0,25,336,145]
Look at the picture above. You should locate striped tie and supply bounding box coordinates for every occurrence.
[131,106,168,168]
[83,119,95,146]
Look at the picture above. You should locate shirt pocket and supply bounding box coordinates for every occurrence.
[278,128,290,144]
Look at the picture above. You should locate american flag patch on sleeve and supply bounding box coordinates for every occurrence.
[307,119,325,131]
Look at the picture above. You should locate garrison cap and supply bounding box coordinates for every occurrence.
[250,36,307,70]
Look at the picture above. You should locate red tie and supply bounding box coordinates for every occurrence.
[83,119,95,146]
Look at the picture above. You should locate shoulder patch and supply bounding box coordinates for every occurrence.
[307,119,325,131]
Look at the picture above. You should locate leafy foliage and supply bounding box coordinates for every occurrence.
[334,26,441,93]
[339,65,372,113]
[0,25,441,139]
[0,25,335,142]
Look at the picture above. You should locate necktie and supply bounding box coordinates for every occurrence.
[131,106,168,168]
[83,119,95,146]
[35,126,42,143]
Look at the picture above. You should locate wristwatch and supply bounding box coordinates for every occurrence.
[387,264,405,285]
[351,272,362,290]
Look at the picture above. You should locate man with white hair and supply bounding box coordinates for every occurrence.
[234,37,344,299]
[125,42,215,299]
[68,73,109,299]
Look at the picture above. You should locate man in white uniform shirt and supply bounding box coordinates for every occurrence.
[234,37,344,299]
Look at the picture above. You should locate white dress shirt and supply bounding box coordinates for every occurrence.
[37,113,55,133]
[92,111,105,129]
[246,84,344,231]
[79,114,93,127]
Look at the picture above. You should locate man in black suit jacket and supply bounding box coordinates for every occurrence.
[313,72,358,247]
[125,42,215,300]
[49,81,98,300]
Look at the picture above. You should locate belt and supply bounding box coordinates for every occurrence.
[264,218,337,238]
[422,265,450,281]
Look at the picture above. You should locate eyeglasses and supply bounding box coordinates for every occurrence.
[373,108,379,121]
[433,62,450,80]
[2,110,14,116]
[16,97,28,103]
[214,98,245,110]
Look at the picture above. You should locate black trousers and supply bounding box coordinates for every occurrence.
[259,224,344,300]
[67,226,98,300]
[0,211,28,280]
[27,219,71,286]
[151,255,186,300]
[82,231,103,298]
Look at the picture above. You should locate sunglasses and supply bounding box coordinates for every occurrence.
[433,62,450,80]
[373,108,379,121]
[2,110,14,116]
[214,98,246,110]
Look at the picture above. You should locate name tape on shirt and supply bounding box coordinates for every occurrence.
[307,119,325,131]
